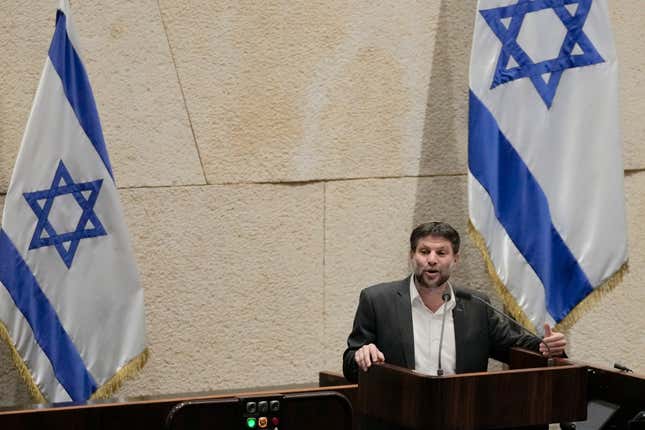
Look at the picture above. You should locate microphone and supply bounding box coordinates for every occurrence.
[454,290,553,361]
[436,292,451,376]
[614,362,633,373]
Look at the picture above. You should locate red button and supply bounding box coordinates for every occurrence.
[271,417,280,426]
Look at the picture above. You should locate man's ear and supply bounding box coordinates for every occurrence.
[451,253,460,268]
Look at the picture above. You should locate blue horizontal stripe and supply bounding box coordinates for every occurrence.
[48,10,113,180]
[468,90,592,322]
[0,230,97,401]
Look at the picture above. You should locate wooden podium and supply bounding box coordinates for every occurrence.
[357,349,588,429]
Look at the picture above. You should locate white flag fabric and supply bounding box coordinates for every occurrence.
[0,0,147,402]
[468,0,627,332]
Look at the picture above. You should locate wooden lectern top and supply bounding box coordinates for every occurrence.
[358,360,587,429]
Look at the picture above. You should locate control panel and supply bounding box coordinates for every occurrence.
[240,395,282,430]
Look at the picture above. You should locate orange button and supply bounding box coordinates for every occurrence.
[258,417,268,429]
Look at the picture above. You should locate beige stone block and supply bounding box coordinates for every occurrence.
[66,1,204,188]
[159,0,469,183]
[418,0,472,177]
[0,1,204,192]
[611,0,645,170]
[322,176,491,372]
[565,172,645,374]
[117,183,324,396]
[0,5,50,194]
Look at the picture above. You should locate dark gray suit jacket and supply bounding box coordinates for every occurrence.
[342,276,540,382]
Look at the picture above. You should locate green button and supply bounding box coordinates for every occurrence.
[246,417,257,428]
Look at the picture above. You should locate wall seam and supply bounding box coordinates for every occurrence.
[155,0,208,185]
[322,181,327,354]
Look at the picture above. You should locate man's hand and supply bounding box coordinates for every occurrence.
[354,343,385,372]
[539,324,567,357]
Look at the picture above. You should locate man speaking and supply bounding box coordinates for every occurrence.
[343,222,566,383]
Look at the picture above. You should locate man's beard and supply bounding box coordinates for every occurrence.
[414,271,449,290]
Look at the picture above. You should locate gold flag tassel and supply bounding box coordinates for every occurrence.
[0,321,47,402]
[0,321,148,402]
[467,220,628,334]
[91,348,149,400]
[556,263,628,331]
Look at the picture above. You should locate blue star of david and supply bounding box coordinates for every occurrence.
[23,160,107,268]
[480,0,604,108]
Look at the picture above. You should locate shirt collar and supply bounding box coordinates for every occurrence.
[409,275,456,314]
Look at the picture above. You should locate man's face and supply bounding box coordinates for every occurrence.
[410,235,459,290]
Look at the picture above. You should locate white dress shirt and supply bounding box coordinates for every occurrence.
[410,276,456,375]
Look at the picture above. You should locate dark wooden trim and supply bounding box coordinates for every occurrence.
[0,384,355,430]
[319,370,351,387]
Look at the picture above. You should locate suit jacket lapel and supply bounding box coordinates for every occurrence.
[395,276,415,369]
[453,295,468,373]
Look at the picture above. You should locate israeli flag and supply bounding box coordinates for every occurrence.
[0,1,147,402]
[468,0,627,332]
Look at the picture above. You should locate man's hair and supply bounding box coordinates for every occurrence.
[409,222,460,253]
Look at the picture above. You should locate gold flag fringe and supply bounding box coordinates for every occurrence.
[555,263,628,332]
[467,221,628,333]
[0,320,148,402]
[91,347,149,400]
[0,320,47,402]
[468,221,538,333]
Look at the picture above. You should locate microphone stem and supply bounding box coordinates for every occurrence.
[437,308,447,376]
[436,292,451,376]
